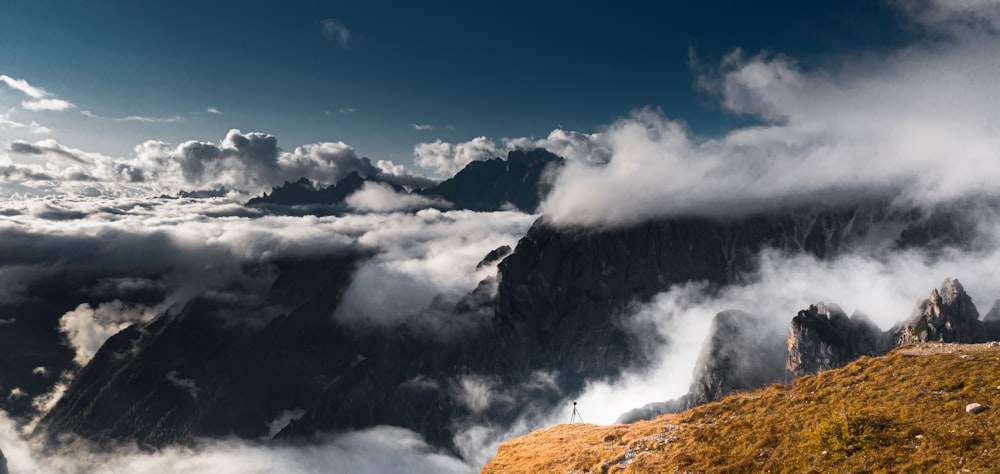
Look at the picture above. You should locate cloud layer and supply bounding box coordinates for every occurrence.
[2,130,434,197]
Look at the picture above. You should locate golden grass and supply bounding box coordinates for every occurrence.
[483,343,1000,473]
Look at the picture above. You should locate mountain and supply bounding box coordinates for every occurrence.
[418,149,562,212]
[246,172,399,207]
[34,192,986,456]
[488,200,976,397]
[246,148,563,213]
[484,342,1000,473]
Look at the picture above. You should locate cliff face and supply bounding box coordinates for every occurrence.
[491,202,971,393]
[787,303,890,377]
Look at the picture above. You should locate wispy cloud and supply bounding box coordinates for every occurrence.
[0,74,48,99]
[339,107,356,114]
[206,107,221,115]
[117,115,182,123]
[0,110,50,134]
[22,98,76,112]
[1,74,77,112]
[321,18,351,48]
[82,110,183,123]
[412,123,434,131]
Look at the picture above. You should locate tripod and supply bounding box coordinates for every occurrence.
[569,401,584,424]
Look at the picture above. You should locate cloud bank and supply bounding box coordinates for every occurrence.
[2,130,434,197]
[0,412,472,474]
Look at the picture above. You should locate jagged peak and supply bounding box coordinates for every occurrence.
[896,277,984,345]
[939,277,966,306]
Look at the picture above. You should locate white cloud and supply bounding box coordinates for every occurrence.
[206,107,221,114]
[333,209,535,336]
[412,123,434,131]
[59,301,155,366]
[345,182,449,212]
[0,74,48,99]
[0,411,474,474]
[413,137,501,177]
[537,26,1000,226]
[117,114,182,123]
[22,98,76,111]
[891,0,1000,31]
[321,18,351,48]
[0,110,50,134]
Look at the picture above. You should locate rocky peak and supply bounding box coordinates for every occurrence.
[894,278,985,345]
[476,245,512,270]
[787,303,889,377]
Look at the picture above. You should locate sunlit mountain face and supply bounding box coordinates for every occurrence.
[1,1,1000,472]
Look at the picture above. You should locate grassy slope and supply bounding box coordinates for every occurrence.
[483,343,1000,473]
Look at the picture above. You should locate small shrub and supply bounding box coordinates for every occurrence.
[811,408,892,454]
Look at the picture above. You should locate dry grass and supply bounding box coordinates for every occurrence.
[483,343,1000,473]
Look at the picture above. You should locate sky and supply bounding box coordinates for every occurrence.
[2,1,1000,472]
[0,0,916,170]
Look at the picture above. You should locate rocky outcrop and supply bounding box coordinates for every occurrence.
[476,245,512,270]
[893,278,987,345]
[787,303,890,377]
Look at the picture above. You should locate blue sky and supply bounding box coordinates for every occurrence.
[1,0,914,170]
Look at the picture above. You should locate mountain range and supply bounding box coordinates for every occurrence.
[2,147,998,471]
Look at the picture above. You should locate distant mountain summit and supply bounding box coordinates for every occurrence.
[418,149,562,213]
[246,148,563,213]
[246,171,403,207]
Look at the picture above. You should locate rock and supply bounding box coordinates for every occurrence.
[476,245,512,270]
[966,403,987,414]
[787,303,891,377]
[0,447,6,474]
[893,279,986,345]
